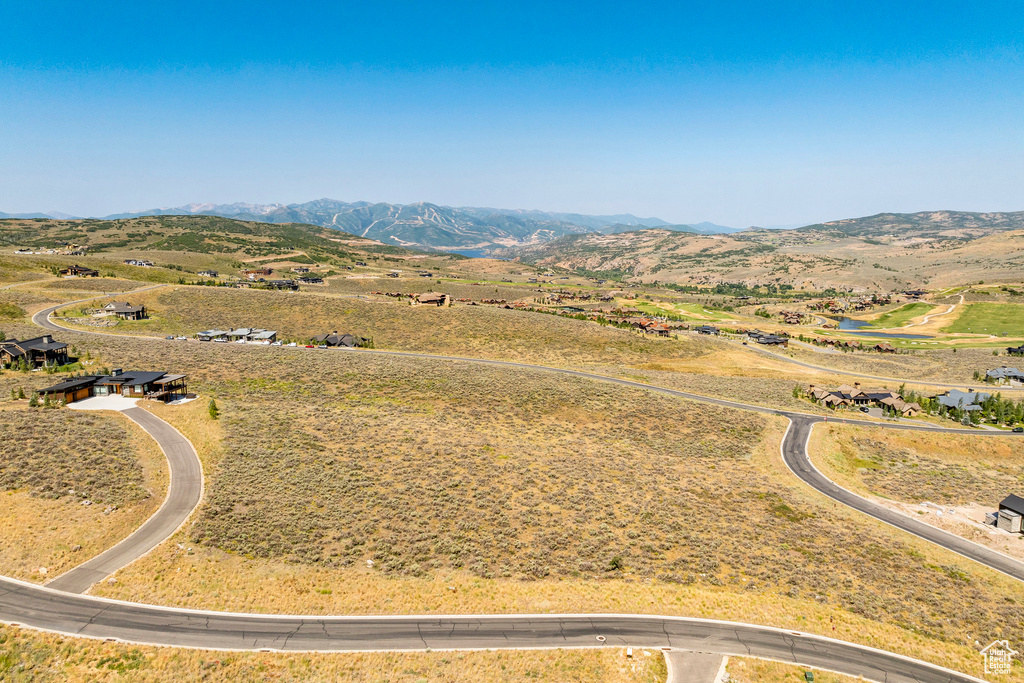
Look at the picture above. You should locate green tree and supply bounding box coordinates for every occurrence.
[17,387,25,400]
[28,393,39,407]
[208,399,219,420]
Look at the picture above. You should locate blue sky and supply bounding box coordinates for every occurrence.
[1,1,1022,227]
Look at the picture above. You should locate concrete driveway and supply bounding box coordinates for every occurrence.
[67,395,139,411]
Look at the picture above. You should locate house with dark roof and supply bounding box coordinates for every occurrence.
[997,494,1024,533]
[1007,344,1024,356]
[266,279,298,291]
[0,335,69,368]
[313,331,367,348]
[37,369,189,404]
[59,264,98,277]
[198,270,218,278]
[102,301,147,320]
[694,325,719,335]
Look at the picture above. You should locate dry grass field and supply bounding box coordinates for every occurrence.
[53,285,721,368]
[810,424,1024,507]
[785,343,1006,384]
[0,626,663,683]
[20,339,1002,677]
[0,407,166,581]
[726,658,858,682]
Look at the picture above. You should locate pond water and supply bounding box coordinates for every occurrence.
[833,318,932,339]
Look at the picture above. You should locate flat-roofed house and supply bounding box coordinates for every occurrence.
[0,335,69,368]
[37,369,189,403]
[196,329,230,342]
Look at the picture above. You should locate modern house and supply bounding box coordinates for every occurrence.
[0,335,69,368]
[296,276,324,285]
[1008,344,1024,356]
[997,494,1024,534]
[123,258,154,267]
[265,279,299,291]
[694,325,720,335]
[198,270,218,278]
[313,331,367,347]
[747,330,789,346]
[873,343,896,353]
[37,369,189,404]
[102,301,147,320]
[196,329,231,341]
[226,328,277,343]
[59,264,98,277]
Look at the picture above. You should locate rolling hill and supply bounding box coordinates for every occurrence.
[9,199,738,252]
[500,211,1024,291]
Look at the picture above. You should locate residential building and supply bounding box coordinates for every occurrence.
[198,270,218,278]
[935,389,990,412]
[313,331,367,347]
[987,367,1024,384]
[37,369,189,404]
[59,264,98,277]
[102,301,147,320]
[0,335,69,368]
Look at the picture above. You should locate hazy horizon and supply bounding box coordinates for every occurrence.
[2,2,1022,226]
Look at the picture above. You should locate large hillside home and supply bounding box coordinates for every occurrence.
[102,301,147,320]
[59,264,99,277]
[0,335,69,368]
[313,331,367,347]
[38,369,189,404]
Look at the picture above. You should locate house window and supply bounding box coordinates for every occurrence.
[95,386,108,396]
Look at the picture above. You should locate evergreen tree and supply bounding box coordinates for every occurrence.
[208,399,219,420]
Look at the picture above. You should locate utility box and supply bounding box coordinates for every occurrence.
[997,509,1022,533]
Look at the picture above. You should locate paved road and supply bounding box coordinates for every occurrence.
[45,407,203,593]
[782,415,1024,582]
[0,581,986,682]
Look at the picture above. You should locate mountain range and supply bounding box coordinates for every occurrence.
[0,199,739,252]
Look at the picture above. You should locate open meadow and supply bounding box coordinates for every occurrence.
[0,332,997,677]
[0,406,166,581]
[0,625,664,682]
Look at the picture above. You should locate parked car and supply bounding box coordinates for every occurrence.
[213,338,227,343]
[316,344,328,349]
[286,342,297,347]
[165,335,174,340]
[859,406,870,413]
[1014,427,1024,433]
[304,344,314,348]
[271,341,283,346]
[175,336,187,340]
[235,339,246,344]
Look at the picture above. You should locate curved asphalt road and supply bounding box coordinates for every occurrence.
[9,298,1019,680]
[0,579,987,683]
[45,407,203,593]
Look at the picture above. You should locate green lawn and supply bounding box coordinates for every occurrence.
[866,302,936,329]
[943,302,1024,336]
